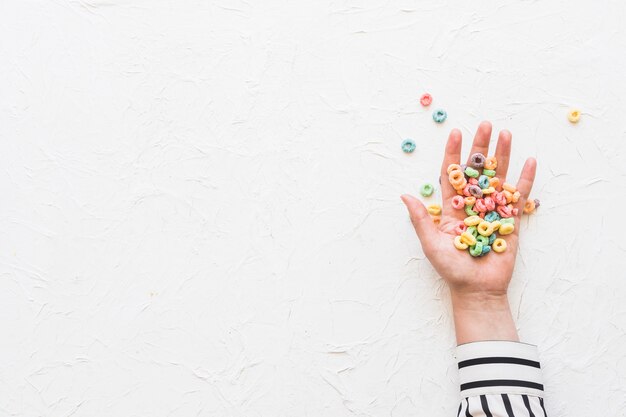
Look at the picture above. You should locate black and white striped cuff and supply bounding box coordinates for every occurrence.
[456,340,544,398]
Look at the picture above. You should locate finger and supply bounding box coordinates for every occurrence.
[466,121,492,165]
[401,194,438,254]
[494,129,512,183]
[513,158,537,234]
[439,129,462,206]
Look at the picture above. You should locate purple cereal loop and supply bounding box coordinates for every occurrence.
[469,153,486,169]
[533,198,541,208]
[468,184,483,198]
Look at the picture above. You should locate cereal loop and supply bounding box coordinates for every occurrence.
[427,204,442,216]
[492,238,507,253]
[454,235,469,250]
[452,195,465,209]
[469,153,486,169]
[484,156,497,170]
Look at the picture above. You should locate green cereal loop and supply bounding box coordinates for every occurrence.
[500,217,515,225]
[465,205,478,216]
[420,183,434,197]
[476,235,489,246]
[469,242,483,257]
[466,226,478,238]
[482,169,496,177]
[401,139,416,153]
[464,167,479,178]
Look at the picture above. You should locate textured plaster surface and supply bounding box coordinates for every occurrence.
[1,1,625,416]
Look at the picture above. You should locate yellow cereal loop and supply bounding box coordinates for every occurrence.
[512,191,521,203]
[454,235,469,250]
[460,231,477,246]
[568,109,581,123]
[499,223,515,235]
[463,215,482,226]
[477,221,494,236]
[492,238,507,253]
[481,186,496,195]
[464,196,476,206]
[492,220,502,231]
[503,190,513,203]
[427,204,442,216]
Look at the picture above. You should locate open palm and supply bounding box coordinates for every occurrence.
[402,121,537,299]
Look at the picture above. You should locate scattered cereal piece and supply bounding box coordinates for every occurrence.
[420,93,432,107]
[568,109,581,123]
[420,183,434,197]
[432,109,447,123]
[401,139,416,153]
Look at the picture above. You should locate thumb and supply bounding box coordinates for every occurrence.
[400,194,437,249]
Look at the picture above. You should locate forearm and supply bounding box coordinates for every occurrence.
[450,291,519,345]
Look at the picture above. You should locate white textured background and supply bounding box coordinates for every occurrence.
[1,1,625,416]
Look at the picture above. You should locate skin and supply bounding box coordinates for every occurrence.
[401,121,536,344]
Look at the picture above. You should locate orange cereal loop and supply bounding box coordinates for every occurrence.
[484,156,497,170]
[447,164,462,174]
[523,199,536,214]
[503,190,513,204]
[449,169,464,183]
[512,191,521,203]
[502,183,517,193]
[432,215,441,225]
[489,177,500,189]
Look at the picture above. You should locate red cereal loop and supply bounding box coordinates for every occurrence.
[420,93,432,106]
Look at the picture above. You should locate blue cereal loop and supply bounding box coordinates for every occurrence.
[401,139,416,153]
[484,211,500,222]
[478,175,490,189]
[481,244,491,256]
[432,109,447,123]
[488,233,497,245]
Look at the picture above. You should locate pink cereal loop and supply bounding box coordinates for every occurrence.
[451,195,465,209]
[454,222,467,235]
[493,191,507,206]
[469,178,479,185]
[484,196,495,211]
[463,184,472,197]
[474,198,487,213]
[497,205,512,218]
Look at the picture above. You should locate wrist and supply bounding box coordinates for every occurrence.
[450,290,519,345]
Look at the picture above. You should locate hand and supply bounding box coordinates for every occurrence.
[401,121,537,343]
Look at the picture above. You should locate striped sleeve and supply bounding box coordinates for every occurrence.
[455,341,547,416]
